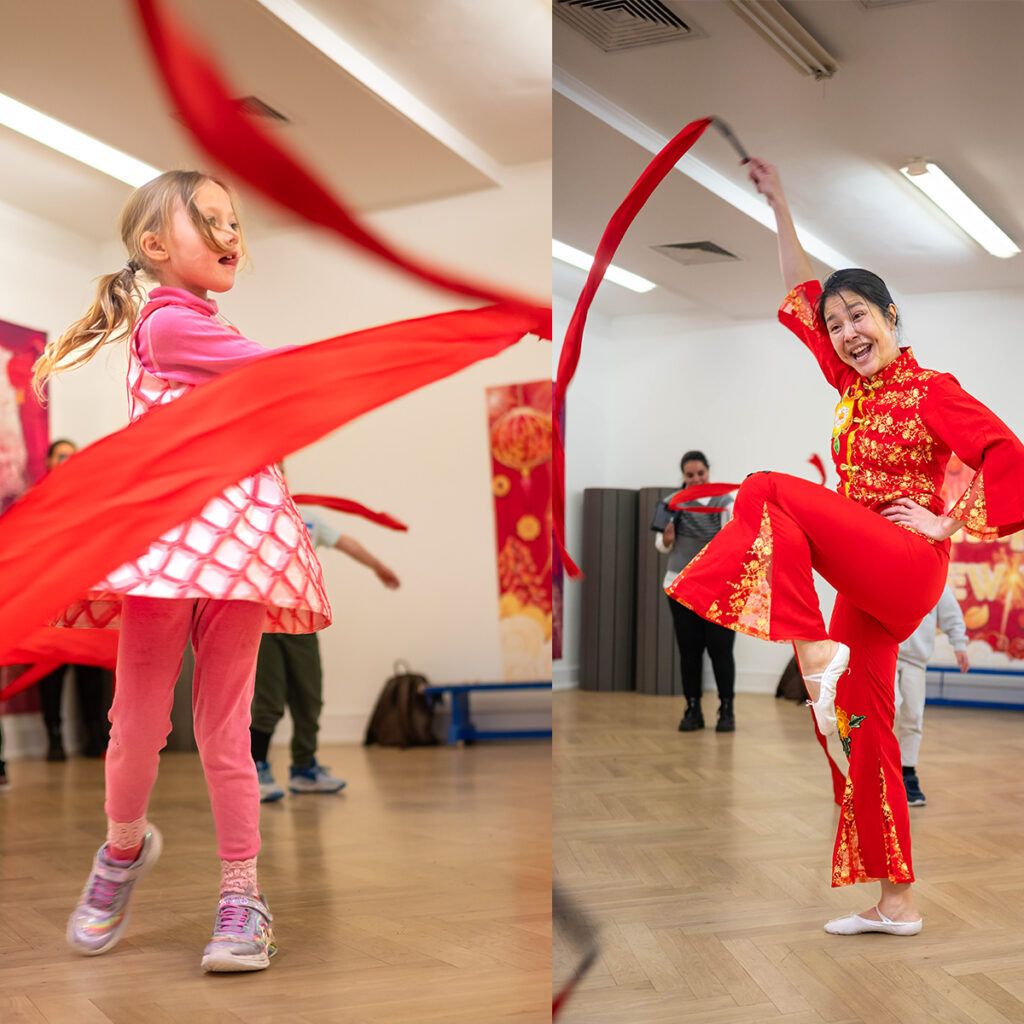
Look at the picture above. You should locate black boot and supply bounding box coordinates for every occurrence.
[678,697,705,732]
[46,726,66,762]
[715,699,735,733]
[82,720,109,758]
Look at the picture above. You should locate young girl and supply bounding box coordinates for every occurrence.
[32,170,331,972]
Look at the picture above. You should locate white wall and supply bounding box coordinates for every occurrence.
[555,284,1024,692]
[2,162,552,756]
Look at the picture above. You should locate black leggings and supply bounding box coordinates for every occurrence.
[666,598,735,701]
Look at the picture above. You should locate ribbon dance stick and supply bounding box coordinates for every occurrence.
[553,117,714,577]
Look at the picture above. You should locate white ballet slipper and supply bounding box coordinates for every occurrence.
[803,642,850,737]
[824,907,922,936]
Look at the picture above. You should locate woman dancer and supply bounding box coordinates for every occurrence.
[32,170,330,971]
[667,157,1024,935]
[655,451,736,732]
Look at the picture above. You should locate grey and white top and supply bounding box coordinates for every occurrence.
[655,493,734,590]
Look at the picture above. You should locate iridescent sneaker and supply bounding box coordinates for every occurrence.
[288,759,346,794]
[201,893,276,972]
[67,824,163,955]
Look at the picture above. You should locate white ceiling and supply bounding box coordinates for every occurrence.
[553,0,1024,322]
[0,0,551,241]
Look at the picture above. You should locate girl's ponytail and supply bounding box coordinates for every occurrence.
[32,262,144,400]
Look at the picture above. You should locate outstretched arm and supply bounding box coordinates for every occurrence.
[747,158,815,294]
[333,535,400,588]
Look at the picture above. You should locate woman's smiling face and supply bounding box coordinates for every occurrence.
[823,289,901,378]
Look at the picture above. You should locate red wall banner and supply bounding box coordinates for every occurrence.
[487,381,552,679]
[943,455,1024,658]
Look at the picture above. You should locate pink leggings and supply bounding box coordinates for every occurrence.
[106,596,265,861]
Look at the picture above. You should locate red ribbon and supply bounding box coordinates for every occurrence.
[0,628,119,702]
[0,303,543,667]
[666,482,742,512]
[132,0,548,334]
[0,2,554,672]
[553,117,713,577]
[291,494,408,533]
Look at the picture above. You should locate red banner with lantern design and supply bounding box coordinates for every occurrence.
[488,381,552,679]
[943,454,1024,658]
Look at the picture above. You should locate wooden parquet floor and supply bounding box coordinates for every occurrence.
[554,690,1024,1024]
[0,740,551,1023]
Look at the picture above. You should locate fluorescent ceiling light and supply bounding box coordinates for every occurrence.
[553,67,857,271]
[0,92,160,187]
[553,239,656,293]
[728,0,837,80]
[900,160,1020,259]
[252,0,502,184]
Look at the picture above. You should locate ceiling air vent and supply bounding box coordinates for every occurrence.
[554,0,701,52]
[652,241,740,266]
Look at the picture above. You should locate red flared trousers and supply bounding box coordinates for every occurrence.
[667,472,948,885]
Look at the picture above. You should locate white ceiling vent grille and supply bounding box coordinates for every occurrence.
[554,0,701,52]
[652,241,740,266]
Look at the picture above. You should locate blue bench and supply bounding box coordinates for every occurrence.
[422,681,552,744]
[925,664,1024,712]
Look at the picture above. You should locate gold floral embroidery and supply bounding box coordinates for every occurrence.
[781,284,816,329]
[679,502,774,642]
[725,502,773,639]
[879,767,913,883]
[832,766,914,886]
[832,776,867,887]
[950,468,1000,539]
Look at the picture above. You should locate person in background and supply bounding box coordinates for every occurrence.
[252,498,400,801]
[36,440,114,760]
[894,585,969,808]
[655,450,736,733]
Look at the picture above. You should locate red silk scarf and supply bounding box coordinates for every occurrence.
[291,494,408,533]
[0,3,550,696]
[0,303,543,693]
[553,117,713,576]
[133,0,549,333]
[666,482,742,513]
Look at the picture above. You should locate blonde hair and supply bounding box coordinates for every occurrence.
[32,170,246,399]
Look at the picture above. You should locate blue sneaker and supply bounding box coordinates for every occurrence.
[904,772,926,807]
[288,759,346,794]
[256,761,284,803]
[67,824,163,955]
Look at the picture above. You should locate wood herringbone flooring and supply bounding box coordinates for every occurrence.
[554,689,1024,1024]
[0,740,550,1023]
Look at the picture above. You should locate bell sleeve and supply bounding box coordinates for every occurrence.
[924,374,1024,538]
[777,280,855,393]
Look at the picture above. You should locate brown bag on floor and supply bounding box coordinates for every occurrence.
[364,661,439,748]
[775,656,809,702]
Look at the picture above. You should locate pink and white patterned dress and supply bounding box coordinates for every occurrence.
[58,287,331,634]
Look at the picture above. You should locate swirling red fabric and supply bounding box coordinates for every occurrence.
[0,2,549,697]
[0,303,544,697]
[553,117,713,577]
[291,495,408,533]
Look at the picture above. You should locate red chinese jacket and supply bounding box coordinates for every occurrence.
[780,280,1024,541]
